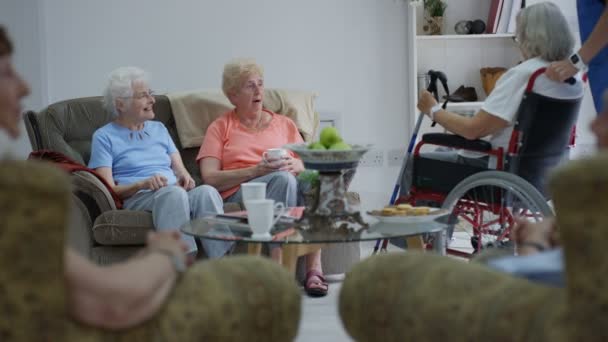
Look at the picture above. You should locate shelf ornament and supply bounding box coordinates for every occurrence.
[423,0,447,35]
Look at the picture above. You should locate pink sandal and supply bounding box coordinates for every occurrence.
[304,270,329,297]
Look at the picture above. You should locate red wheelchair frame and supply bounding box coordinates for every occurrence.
[396,67,584,257]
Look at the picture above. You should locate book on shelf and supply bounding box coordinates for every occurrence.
[496,0,514,34]
[507,0,524,34]
[486,0,504,34]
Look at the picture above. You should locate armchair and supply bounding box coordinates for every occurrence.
[23,92,360,273]
[0,160,301,341]
[339,152,608,341]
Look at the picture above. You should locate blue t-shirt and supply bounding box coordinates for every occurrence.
[89,121,178,186]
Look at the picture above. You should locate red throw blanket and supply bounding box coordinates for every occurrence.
[28,150,123,209]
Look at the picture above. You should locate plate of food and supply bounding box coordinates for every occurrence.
[367,204,448,224]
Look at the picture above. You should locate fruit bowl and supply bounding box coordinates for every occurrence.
[284,143,371,171]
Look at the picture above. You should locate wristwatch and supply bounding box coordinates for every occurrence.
[569,52,587,71]
[429,103,443,121]
[154,249,187,274]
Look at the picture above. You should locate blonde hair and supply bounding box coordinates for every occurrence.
[221,58,264,98]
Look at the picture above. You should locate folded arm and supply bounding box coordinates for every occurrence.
[65,231,187,330]
[199,157,279,192]
[95,167,168,200]
[170,152,195,190]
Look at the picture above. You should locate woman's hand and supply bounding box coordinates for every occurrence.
[417,90,438,117]
[255,158,284,176]
[280,156,304,175]
[146,231,191,266]
[546,60,578,82]
[177,173,195,190]
[140,174,168,191]
[511,217,557,256]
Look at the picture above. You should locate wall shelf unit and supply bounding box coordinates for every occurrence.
[417,33,514,40]
[407,1,521,136]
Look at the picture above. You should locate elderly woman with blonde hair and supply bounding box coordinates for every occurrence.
[197,58,329,297]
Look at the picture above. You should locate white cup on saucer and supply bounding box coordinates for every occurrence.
[246,199,287,240]
[241,182,266,210]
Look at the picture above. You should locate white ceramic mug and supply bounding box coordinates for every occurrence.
[241,182,266,211]
[262,148,288,163]
[245,199,287,240]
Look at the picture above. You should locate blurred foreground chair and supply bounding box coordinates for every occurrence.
[0,160,301,341]
[339,152,608,341]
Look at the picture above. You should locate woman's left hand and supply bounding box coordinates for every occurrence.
[177,173,196,190]
[417,90,438,116]
[280,156,304,175]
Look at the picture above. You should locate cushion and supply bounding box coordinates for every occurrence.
[92,202,243,246]
[92,210,153,245]
[167,88,318,148]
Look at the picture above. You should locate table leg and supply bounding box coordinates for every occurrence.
[281,245,300,274]
[280,244,324,274]
[247,243,262,256]
[432,229,446,255]
[406,236,425,250]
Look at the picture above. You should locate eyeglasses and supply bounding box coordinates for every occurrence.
[242,81,264,93]
[122,90,155,99]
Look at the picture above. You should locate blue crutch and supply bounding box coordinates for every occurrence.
[373,70,449,254]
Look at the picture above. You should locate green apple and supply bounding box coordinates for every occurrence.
[319,127,343,148]
[329,141,352,150]
[308,141,326,150]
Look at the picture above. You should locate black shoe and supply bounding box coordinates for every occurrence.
[443,85,478,102]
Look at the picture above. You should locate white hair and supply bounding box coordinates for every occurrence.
[102,66,150,117]
[516,2,574,61]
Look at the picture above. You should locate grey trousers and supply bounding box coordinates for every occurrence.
[124,185,233,258]
[225,171,309,207]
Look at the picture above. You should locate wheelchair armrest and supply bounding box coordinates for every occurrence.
[421,133,492,152]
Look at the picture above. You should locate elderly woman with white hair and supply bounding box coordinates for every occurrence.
[409,2,584,194]
[89,66,231,258]
[197,58,329,297]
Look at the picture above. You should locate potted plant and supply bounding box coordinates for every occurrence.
[423,0,447,35]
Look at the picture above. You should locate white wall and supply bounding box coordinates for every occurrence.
[0,0,45,158]
[2,0,410,210]
[2,0,596,210]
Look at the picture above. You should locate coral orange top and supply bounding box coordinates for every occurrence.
[196,109,304,199]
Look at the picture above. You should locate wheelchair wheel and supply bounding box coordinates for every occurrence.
[440,171,553,255]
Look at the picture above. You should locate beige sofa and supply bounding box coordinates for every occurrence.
[23,91,360,273]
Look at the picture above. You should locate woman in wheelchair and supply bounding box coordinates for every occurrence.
[410,2,584,198]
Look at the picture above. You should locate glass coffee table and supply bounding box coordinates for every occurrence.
[181,214,450,272]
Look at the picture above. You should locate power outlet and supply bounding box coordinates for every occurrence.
[359,149,384,167]
[387,148,406,167]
